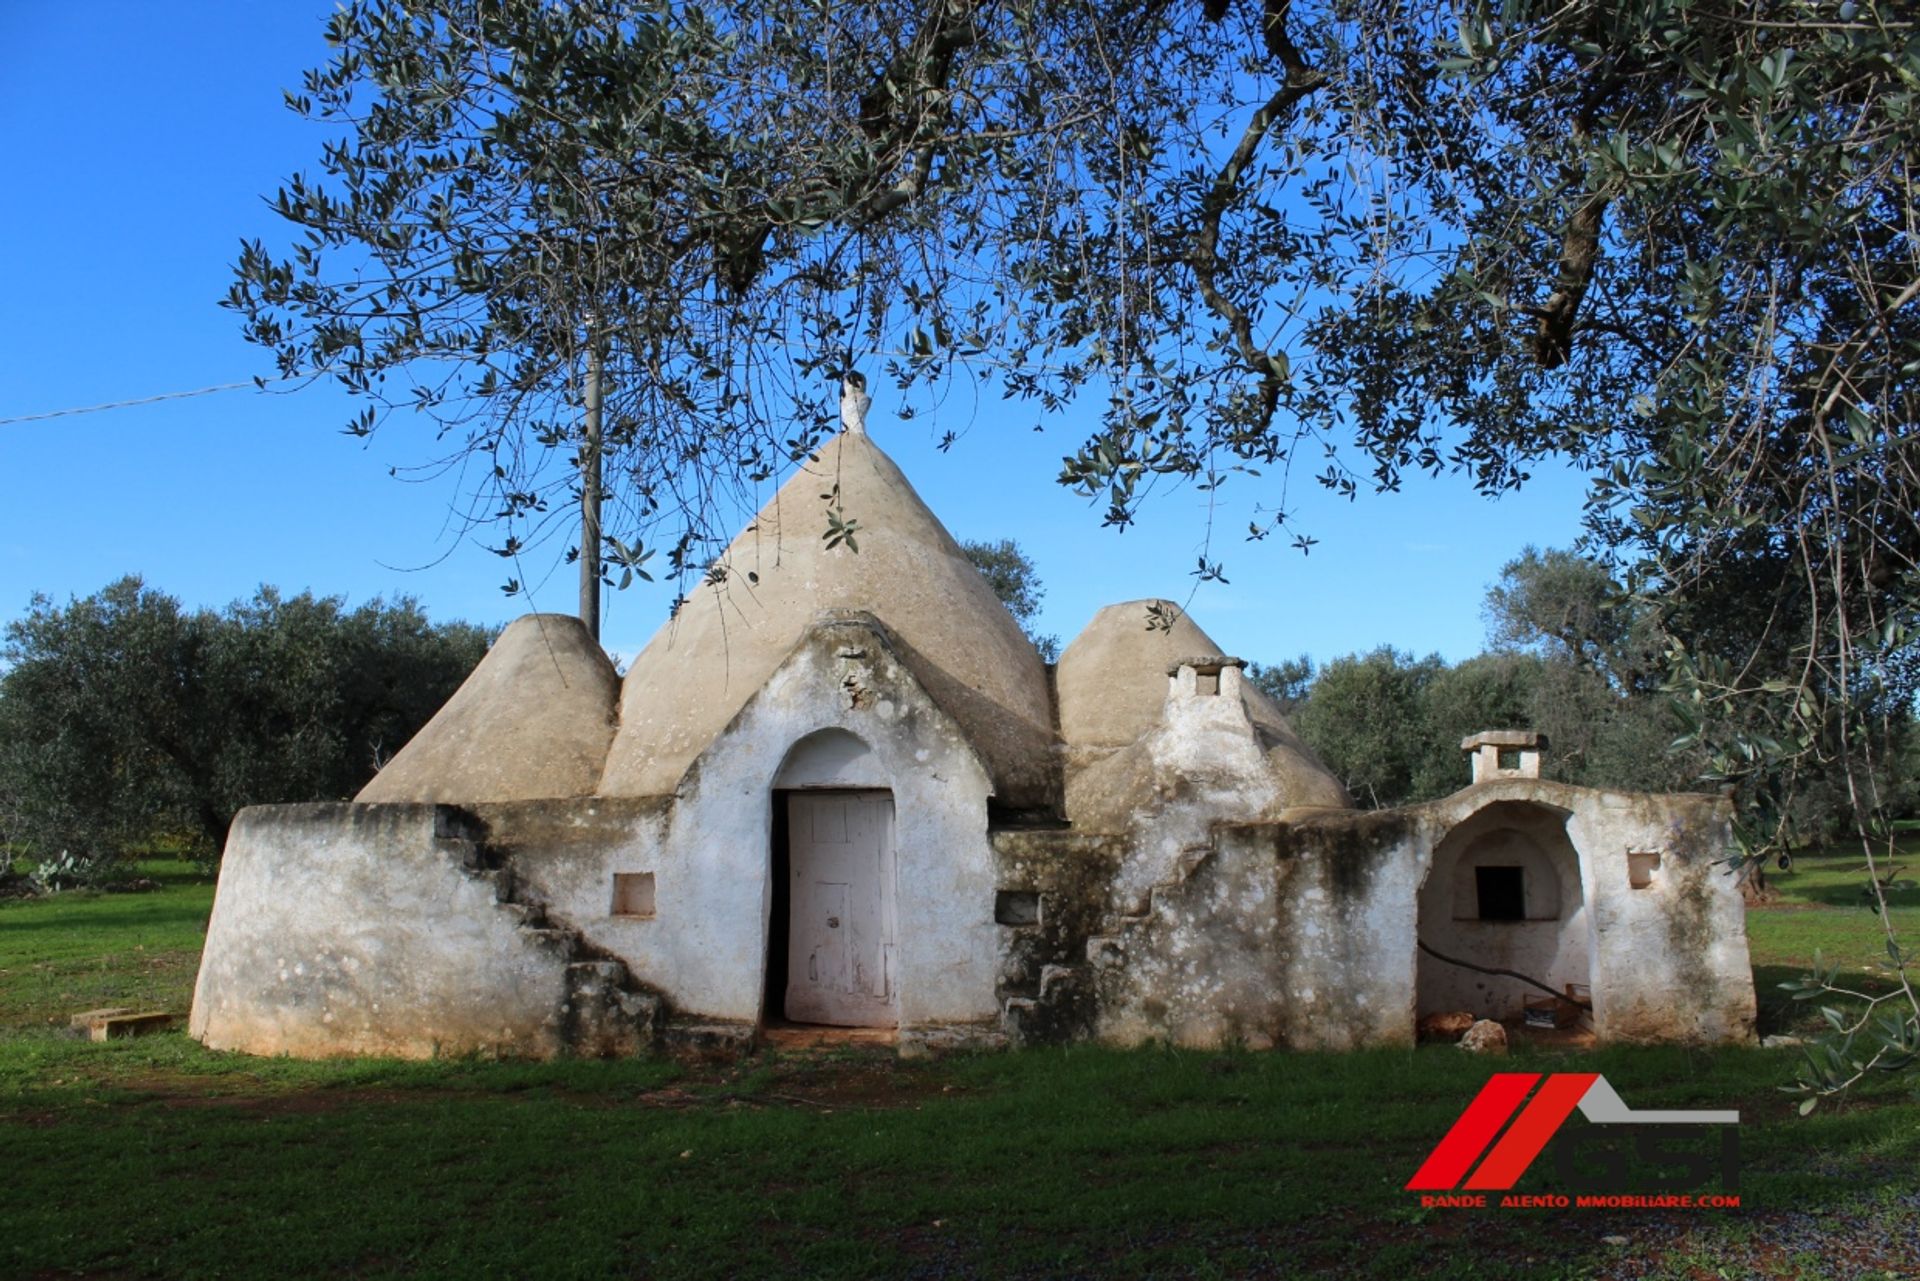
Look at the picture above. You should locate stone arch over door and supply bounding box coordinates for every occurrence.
[1415,800,1594,1026]
[767,730,899,1029]
[773,727,890,791]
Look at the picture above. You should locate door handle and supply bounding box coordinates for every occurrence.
[827,916,840,928]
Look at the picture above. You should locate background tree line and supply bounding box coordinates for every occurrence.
[0,578,490,883]
[0,547,1036,884]
[205,0,1920,1101]
[1252,547,1919,844]
[7,546,1909,886]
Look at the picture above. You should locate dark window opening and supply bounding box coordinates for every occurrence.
[1476,865,1526,921]
[995,890,1041,926]
[1497,747,1522,771]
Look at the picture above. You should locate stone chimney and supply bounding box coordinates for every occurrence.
[1462,729,1547,784]
[1166,655,1245,701]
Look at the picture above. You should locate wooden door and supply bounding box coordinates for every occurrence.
[784,791,897,1027]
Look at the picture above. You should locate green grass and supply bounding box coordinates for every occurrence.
[1744,839,1920,1040]
[0,858,214,1027]
[2,859,1917,1279]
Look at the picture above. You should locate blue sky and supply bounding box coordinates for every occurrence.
[0,2,1592,670]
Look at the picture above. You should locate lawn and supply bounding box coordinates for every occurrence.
[1744,837,1920,1042]
[2,855,1916,1280]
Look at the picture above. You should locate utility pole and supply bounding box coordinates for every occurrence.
[580,326,603,643]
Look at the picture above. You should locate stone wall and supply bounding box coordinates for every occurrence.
[190,803,573,1059]
[990,781,1754,1051]
[193,632,1754,1061]
[191,614,1008,1059]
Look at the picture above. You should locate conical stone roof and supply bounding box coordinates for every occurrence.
[357,613,619,803]
[1056,599,1350,810]
[599,421,1056,809]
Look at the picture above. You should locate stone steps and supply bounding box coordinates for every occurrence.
[565,960,661,1057]
[472,866,514,902]
[521,927,576,960]
[433,806,664,1058]
[1004,838,1219,1044]
[496,900,545,929]
[1001,962,1086,1045]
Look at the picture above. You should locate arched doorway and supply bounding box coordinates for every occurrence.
[1416,801,1592,1026]
[766,730,899,1028]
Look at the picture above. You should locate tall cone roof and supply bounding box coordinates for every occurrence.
[599,423,1056,807]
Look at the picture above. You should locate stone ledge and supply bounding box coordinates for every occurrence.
[1461,729,1548,750]
[1165,655,1245,676]
[71,1010,173,1042]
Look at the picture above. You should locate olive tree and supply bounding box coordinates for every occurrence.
[240,0,1920,1095]
[961,537,1060,660]
[0,578,490,870]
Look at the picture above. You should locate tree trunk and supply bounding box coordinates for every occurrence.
[580,334,603,642]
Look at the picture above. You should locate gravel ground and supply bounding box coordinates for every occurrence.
[1581,1188,1920,1280]
[874,1191,1920,1281]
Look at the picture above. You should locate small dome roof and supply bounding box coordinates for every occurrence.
[599,427,1056,808]
[1056,600,1350,810]
[357,613,618,803]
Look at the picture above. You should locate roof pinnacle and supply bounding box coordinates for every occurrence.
[840,372,871,436]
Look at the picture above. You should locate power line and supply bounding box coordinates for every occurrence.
[0,377,298,427]
[0,336,1135,431]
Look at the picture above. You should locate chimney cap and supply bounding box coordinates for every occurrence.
[1461,729,1548,752]
[1166,655,1246,677]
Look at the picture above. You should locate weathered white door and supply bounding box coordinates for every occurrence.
[785,791,898,1027]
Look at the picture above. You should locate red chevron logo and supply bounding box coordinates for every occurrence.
[1407,1073,1740,1191]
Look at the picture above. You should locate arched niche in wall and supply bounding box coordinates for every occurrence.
[1447,827,1566,922]
[773,728,889,790]
[1416,800,1593,1026]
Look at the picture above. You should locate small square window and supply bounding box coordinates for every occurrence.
[1628,850,1661,890]
[994,890,1041,927]
[611,872,656,918]
[1497,747,1522,771]
[1476,866,1526,921]
[1196,671,1220,696]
